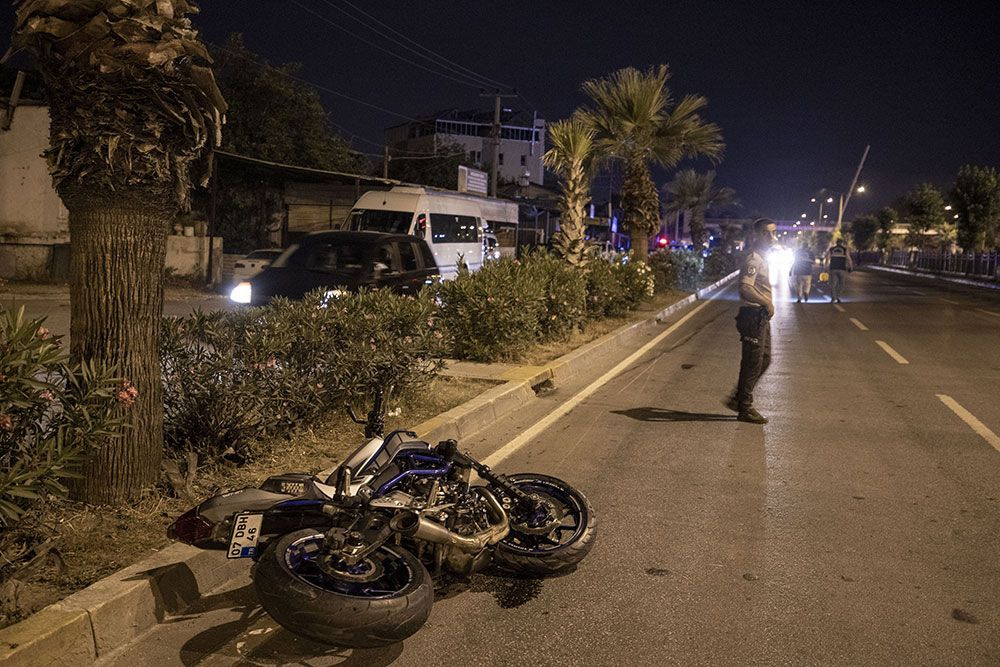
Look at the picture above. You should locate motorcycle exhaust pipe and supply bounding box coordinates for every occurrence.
[389,488,509,552]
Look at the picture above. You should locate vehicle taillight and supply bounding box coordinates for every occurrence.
[167,508,214,544]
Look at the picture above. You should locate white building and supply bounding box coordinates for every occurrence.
[386,109,545,186]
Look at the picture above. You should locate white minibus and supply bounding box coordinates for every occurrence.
[348,186,512,278]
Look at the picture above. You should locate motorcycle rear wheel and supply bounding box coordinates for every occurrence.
[493,473,597,576]
[253,529,433,648]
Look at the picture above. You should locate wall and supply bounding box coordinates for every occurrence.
[0,104,70,279]
[165,235,223,284]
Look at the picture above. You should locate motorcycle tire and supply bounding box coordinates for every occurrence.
[252,529,433,648]
[493,473,597,576]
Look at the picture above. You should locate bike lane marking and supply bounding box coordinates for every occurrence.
[936,394,1000,454]
[482,294,724,468]
[849,318,869,331]
[875,340,909,365]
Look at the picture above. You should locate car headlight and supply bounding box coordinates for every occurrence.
[230,281,252,304]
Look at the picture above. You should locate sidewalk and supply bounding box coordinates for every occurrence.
[865,264,1000,290]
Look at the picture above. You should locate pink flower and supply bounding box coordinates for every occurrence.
[0,414,12,431]
[116,380,138,406]
[434,331,443,339]
[36,326,51,340]
[39,390,56,402]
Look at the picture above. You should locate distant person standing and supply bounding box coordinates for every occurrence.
[826,238,853,303]
[790,245,815,303]
[725,218,777,424]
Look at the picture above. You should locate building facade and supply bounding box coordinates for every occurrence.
[386,109,545,186]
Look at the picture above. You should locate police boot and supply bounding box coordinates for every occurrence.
[737,407,768,424]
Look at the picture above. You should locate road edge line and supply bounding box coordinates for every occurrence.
[936,394,1000,453]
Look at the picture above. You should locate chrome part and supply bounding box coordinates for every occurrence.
[389,488,509,553]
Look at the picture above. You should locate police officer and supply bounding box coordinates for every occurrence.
[826,237,853,303]
[726,218,777,424]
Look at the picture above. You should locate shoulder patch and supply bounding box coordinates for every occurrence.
[746,265,757,276]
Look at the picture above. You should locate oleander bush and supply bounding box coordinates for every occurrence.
[160,290,445,461]
[521,251,588,340]
[434,258,546,362]
[0,307,125,526]
[585,252,654,317]
[648,249,704,292]
[703,249,741,281]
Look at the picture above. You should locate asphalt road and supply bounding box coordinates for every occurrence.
[105,267,1000,666]
[1,285,233,340]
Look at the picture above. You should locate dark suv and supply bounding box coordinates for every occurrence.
[237,231,439,306]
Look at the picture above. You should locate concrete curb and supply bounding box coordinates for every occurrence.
[865,264,1000,290]
[0,544,244,666]
[0,271,738,664]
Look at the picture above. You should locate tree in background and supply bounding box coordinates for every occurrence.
[849,214,878,251]
[874,207,898,251]
[951,165,1000,251]
[208,34,367,252]
[902,183,948,249]
[212,34,363,172]
[5,0,225,503]
[579,65,723,261]
[543,115,596,264]
[388,141,477,189]
[664,169,737,248]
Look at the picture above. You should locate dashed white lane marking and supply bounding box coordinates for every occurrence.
[939,297,961,305]
[875,340,909,364]
[482,294,722,467]
[976,308,1000,319]
[833,304,846,313]
[849,318,869,331]
[911,289,926,296]
[937,394,1000,454]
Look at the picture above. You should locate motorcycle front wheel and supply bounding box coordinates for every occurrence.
[493,473,597,576]
[252,529,433,648]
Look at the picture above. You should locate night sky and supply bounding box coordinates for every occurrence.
[3,2,998,220]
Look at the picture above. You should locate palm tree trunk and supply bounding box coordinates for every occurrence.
[65,186,171,504]
[690,208,707,248]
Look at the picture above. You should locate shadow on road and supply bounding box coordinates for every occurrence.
[175,583,405,666]
[611,407,736,422]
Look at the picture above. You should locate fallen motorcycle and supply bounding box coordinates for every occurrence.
[167,399,596,647]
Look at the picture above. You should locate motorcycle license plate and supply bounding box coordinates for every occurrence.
[227,512,263,559]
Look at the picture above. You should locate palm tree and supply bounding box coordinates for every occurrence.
[579,65,724,261]
[664,169,738,249]
[543,115,596,265]
[5,1,226,503]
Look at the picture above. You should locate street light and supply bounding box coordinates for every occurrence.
[856,185,866,193]
[944,205,952,211]
[826,197,834,203]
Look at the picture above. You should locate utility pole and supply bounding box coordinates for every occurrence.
[833,144,871,240]
[480,89,517,197]
[382,145,390,179]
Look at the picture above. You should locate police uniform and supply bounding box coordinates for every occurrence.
[735,250,772,411]
[827,243,853,302]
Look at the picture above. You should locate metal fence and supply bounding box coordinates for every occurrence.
[886,249,1000,281]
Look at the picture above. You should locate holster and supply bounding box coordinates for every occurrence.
[736,306,767,344]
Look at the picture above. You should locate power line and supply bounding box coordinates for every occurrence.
[206,40,422,122]
[330,0,510,90]
[290,0,488,90]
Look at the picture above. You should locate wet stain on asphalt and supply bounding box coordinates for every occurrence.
[951,608,979,624]
[645,567,671,576]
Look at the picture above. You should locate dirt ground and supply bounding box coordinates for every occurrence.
[0,376,495,629]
